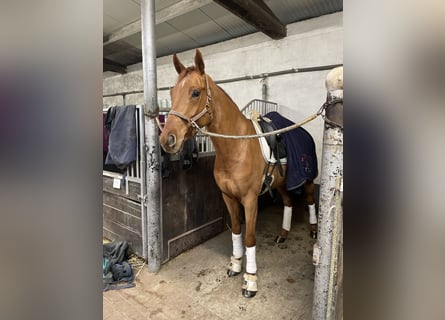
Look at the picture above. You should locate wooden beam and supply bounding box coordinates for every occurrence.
[103,58,127,74]
[214,0,286,39]
[156,0,212,24]
[103,0,213,46]
[103,21,141,46]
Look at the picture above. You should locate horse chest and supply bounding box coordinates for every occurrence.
[214,165,261,198]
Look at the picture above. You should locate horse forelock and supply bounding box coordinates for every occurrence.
[175,67,198,86]
[174,70,237,108]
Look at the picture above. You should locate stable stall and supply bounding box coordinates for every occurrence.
[102,105,226,262]
[103,0,343,318]
[103,100,277,262]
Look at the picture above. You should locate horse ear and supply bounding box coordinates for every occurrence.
[194,49,205,74]
[173,53,186,74]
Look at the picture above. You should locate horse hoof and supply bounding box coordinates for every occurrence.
[227,270,241,277]
[227,256,242,276]
[242,289,257,298]
[242,273,258,297]
[274,235,286,244]
[311,230,317,239]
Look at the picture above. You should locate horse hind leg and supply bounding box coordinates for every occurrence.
[275,185,293,244]
[304,180,318,239]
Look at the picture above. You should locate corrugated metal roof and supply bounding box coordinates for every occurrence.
[264,0,342,24]
[199,2,257,37]
[103,0,343,73]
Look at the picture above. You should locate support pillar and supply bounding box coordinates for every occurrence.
[312,67,343,319]
[141,0,162,273]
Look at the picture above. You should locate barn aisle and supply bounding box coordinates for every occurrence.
[104,200,316,320]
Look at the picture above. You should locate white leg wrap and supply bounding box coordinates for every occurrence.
[309,203,317,224]
[228,256,242,273]
[242,273,258,292]
[232,232,243,259]
[282,206,292,231]
[245,246,257,274]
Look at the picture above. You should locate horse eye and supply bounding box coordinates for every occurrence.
[191,90,200,98]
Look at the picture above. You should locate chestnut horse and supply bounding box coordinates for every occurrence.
[160,49,318,298]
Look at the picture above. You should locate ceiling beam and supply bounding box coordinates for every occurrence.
[103,58,127,74]
[103,0,213,46]
[214,0,286,39]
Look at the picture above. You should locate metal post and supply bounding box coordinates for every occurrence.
[312,67,343,319]
[261,77,268,101]
[138,106,147,259]
[141,0,162,273]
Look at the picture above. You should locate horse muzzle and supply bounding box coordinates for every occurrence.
[159,115,192,153]
[160,131,185,154]
[166,134,176,149]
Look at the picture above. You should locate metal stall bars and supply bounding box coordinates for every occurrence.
[102,105,147,259]
[240,99,278,116]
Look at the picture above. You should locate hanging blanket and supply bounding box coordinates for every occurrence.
[105,105,137,169]
[264,112,318,191]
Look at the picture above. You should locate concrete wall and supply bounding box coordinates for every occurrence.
[103,12,343,183]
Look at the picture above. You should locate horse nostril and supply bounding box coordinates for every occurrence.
[167,134,176,148]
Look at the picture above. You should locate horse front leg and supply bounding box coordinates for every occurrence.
[221,193,243,277]
[241,194,259,298]
[304,180,318,239]
[275,185,293,244]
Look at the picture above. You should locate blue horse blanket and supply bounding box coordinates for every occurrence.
[105,105,137,170]
[264,112,318,191]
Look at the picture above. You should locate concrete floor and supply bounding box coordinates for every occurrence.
[103,201,316,320]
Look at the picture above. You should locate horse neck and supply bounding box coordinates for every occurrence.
[206,81,255,156]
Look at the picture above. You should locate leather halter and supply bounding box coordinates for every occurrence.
[168,74,213,130]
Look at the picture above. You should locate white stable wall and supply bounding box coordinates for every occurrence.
[103,12,343,183]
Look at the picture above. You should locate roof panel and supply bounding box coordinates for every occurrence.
[181,20,231,45]
[156,38,173,57]
[159,31,200,52]
[167,9,212,31]
[155,22,177,38]
[121,33,143,49]
[104,0,343,72]
[264,0,342,24]
[103,14,121,35]
[199,2,232,19]
[103,0,141,27]
[211,13,257,38]
[200,3,256,37]
[154,0,182,11]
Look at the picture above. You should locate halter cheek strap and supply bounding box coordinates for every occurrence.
[168,74,213,129]
[168,105,210,128]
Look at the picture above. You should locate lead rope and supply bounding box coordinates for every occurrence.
[157,75,342,139]
[156,98,342,139]
[156,117,164,133]
[192,97,342,139]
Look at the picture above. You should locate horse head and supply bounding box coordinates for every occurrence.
[160,49,212,154]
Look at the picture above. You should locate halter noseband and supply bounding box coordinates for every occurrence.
[168,74,213,130]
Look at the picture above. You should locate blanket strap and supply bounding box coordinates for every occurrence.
[261,163,276,198]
